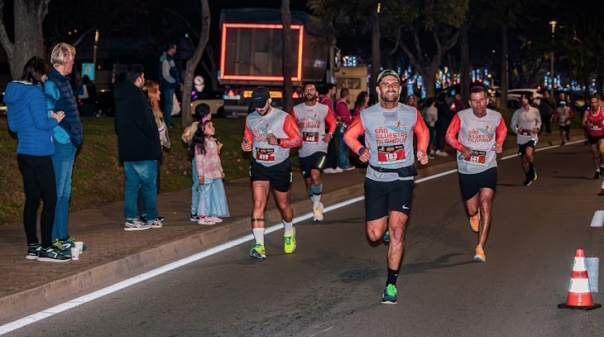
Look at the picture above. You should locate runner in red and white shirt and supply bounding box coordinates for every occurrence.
[446,86,507,263]
[344,69,429,305]
[291,82,337,221]
[582,95,604,179]
[241,87,302,260]
[510,93,541,186]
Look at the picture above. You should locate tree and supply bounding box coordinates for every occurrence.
[281,0,293,112]
[0,0,50,79]
[181,0,210,127]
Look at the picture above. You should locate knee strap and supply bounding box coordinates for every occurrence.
[251,218,265,223]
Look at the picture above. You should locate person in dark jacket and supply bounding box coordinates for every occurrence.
[6,56,69,262]
[45,42,83,255]
[158,43,179,127]
[434,92,455,157]
[114,64,163,231]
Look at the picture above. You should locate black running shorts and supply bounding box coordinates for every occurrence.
[249,159,292,192]
[517,140,536,156]
[364,178,415,221]
[458,167,497,201]
[299,152,327,178]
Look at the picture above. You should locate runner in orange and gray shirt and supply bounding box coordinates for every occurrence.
[446,86,507,263]
[344,69,429,305]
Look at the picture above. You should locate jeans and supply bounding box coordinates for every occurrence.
[51,142,77,241]
[336,130,350,169]
[18,154,57,248]
[428,126,436,150]
[191,158,200,215]
[162,87,176,127]
[124,160,158,222]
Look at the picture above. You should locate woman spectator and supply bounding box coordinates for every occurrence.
[422,97,438,158]
[5,56,68,262]
[352,91,369,118]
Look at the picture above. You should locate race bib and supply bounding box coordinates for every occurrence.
[377,144,405,163]
[591,125,600,131]
[464,149,486,166]
[303,132,319,143]
[255,147,275,162]
[520,129,532,136]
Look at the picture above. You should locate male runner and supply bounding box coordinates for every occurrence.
[510,93,541,186]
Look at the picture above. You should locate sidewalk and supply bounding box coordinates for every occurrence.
[0,129,580,323]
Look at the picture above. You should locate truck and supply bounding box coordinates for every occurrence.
[218,8,333,116]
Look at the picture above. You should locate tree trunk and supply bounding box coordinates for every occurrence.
[281,0,293,113]
[181,0,210,127]
[370,10,380,96]
[459,23,470,102]
[0,0,49,80]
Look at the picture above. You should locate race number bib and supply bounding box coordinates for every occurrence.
[464,149,486,166]
[377,144,405,163]
[591,125,601,131]
[520,129,532,136]
[255,147,275,162]
[303,132,319,143]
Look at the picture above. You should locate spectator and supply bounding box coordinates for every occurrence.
[352,91,369,118]
[114,64,163,231]
[45,42,84,256]
[538,90,556,137]
[434,92,455,157]
[422,97,438,158]
[159,42,179,127]
[334,88,355,170]
[450,93,466,113]
[405,94,418,109]
[319,83,342,173]
[6,56,68,262]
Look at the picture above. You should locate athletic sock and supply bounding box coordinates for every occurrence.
[307,188,314,202]
[386,268,399,286]
[311,183,322,209]
[283,220,294,236]
[252,228,265,246]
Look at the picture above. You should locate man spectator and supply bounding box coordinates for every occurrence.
[114,64,163,231]
[159,43,179,127]
[538,90,556,137]
[45,42,83,255]
[451,93,466,113]
[334,88,355,170]
[319,83,342,173]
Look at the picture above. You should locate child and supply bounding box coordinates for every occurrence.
[189,118,229,225]
[183,103,211,221]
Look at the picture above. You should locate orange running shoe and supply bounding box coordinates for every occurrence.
[469,212,480,233]
[473,245,486,262]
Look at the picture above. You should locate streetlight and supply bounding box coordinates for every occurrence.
[93,29,99,83]
[549,20,557,96]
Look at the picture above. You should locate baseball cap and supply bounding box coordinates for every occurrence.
[376,69,401,85]
[559,100,566,105]
[248,86,271,112]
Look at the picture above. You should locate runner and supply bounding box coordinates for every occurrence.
[553,100,573,146]
[582,95,604,179]
[241,87,302,259]
[510,93,542,186]
[291,82,337,221]
[445,86,507,262]
[344,69,429,305]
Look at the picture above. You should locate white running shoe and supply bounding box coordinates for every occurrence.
[435,150,449,157]
[197,217,216,225]
[313,202,324,221]
[210,216,223,223]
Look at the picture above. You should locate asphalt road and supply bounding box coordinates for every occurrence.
[7,142,604,337]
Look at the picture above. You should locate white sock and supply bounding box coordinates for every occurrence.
[252,228,265,246]
[313,195,321,209]
[283,220,294,236]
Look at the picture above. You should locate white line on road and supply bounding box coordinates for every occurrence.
[0,139,585,335]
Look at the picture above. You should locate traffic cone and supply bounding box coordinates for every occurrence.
[598,181,604,196]
[558,249,602,310]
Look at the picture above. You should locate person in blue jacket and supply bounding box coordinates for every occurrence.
[5,56,68,262]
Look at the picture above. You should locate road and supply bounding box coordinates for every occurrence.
[6,142,604,337]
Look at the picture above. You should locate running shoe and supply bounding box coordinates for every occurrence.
[313,202,324,222]
[38,247,71,263]
[249,243,266,259]
[210,216,223,223]
[381,284,398,304]
[525,168,538,187]
[284,227,296,254]
[124,219,152,231]
[51,239,72,257]
[383,230,390,243]
[198,217,216,225]
[473,245,486,262]
[470,212,480,233]
[26,244,42,260]
[190,214,200,222]
[63,237,87,251]
[149,219,163,229]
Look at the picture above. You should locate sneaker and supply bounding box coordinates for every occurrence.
[383,230,390,243]
[210,216,223,223]
[26,244,42,260]
[381,284,397,304]
[284,227,297,254]
[38,247,71,263]
[249,243,266,259]
[63,237,86,251]
[197,217,216,225]
[333,167,343,173]
[469,212,480,233]
[430,149,436,156]
[323,168,337,174]
[525,169,538,187]
[428,155,435,160]
[124,219,152,231]
[149,219,163,229]
[473,245,486,262]
[52,239,72,257]
[190,214,200,222]
[157,216,165,222]
[313,202,324,222]
[435,150,449,157]
[340,166,356,171]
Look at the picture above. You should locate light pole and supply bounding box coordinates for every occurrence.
[549,20,557,97]
[93,29,99,83]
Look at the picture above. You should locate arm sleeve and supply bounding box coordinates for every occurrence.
[325,107,337,134]
[280,114,302,148]
[445,114,463,151]
[44,81,60,112]
[413,110,429,152]
[510,110,519,134]
[534,110,542,129]
[495,118,508,146]
[31,92,58,131]
[343,115,365,155]
[243,123,254,145]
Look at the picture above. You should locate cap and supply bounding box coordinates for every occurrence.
[248,86,271,113]
[376,69,401,85]
[559,100,566,105]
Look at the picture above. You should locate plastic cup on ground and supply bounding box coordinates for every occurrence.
[75,241,84,253]
[70,247,80,260]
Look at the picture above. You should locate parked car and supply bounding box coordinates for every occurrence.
[507,88,543,108]
[190,92,225,117]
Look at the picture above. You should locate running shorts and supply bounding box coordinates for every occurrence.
[250,159,292,192]
[364,178,415,220]
[299,152,327,178]
[458,167,497,201]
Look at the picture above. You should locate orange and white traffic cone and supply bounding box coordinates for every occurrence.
[558,249,601,310]
[598,181,604,196]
